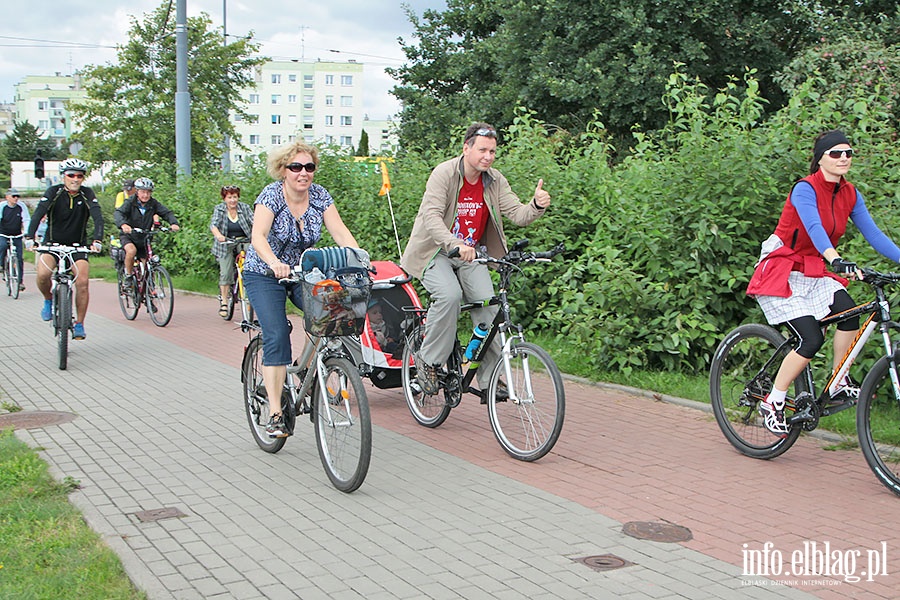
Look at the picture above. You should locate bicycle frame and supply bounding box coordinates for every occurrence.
[283,335,357,429]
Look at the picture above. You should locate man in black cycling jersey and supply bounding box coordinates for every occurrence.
[27,158,104,340]
[114,177,180,291]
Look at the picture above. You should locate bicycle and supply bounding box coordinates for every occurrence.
[35,243,97,370]
[400,240,567,462]
[1,233,24,299]
[241,248,373,493]
[709,267,900,497]
[220,237,255,326]
[116,227,174,327]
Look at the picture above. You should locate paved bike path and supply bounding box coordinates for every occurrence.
[2,274,898,599]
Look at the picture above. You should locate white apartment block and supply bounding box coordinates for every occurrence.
[14,74,87,146]
[231,59,385,164]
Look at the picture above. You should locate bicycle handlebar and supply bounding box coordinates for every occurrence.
[448,239,565,265]
[35,243,100,254]
[0,233,24,239]
[130,227,172,234]
[860,267,900,288]
[222,237,250,245]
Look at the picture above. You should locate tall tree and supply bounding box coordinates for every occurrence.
[2,121,64,161]
[71,3,265,175]
[390,0,899,151]
[356,129,370,156]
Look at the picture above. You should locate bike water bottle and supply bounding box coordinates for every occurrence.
[464,323,489,362]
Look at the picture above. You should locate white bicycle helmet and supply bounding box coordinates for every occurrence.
[133,177,154,191]
[58,157,88,174]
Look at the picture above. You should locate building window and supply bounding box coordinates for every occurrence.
[234,113,243,122]
[37,101,48,111]
[249,134,260,145]
[340,136,353,146]
[288,94,297,103]
[304,103,313,109]
[288,115,297,124]
[288,74,297,82]
[340,115,352,126]
[324,115,333,126]
[325,95,334,106]
[303,123,313,130]
[247,114,259,124]
[38,120,49,130]
[303,82,313,89]
[249,94,260,104]
[325,75,334,85]
[325,135,334,144]
[304,74,313,82]
[271,135,281,145]
[271,94,281,105]
[341,75,353,86]
[271,114,281,125]
[340,96,353,107]
[288,135,296,142]
[271,74,281,84]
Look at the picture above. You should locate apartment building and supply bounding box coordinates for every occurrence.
[14,74,87,146]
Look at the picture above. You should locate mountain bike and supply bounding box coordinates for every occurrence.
[400,240,566,462]
[241,249,373,493]
[709,267,900,497]
[1,233,24,299]
[116,227,174,327]
[35,243,96,370]
[221,237,255,326]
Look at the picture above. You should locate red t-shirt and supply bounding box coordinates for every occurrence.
[452,176,488,247]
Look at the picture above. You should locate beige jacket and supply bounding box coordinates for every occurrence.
[400,156,545,278]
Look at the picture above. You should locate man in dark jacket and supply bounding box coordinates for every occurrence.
[114,177,180,289]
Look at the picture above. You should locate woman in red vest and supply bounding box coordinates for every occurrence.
[747,130,900,437]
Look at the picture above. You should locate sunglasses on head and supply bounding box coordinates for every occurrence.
[222,185,240,193]
[285,162,316,173]
[65,172,85,179]
[825,149,854,159]
[466,127,497,142]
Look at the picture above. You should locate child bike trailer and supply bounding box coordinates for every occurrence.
[361,260,422,389]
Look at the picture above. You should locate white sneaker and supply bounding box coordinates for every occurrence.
[758,395,788,438]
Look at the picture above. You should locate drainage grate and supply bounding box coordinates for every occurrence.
[132,507,188,523]
[0,411,77,430]
[622,520,693,543]
[573,554,634,572]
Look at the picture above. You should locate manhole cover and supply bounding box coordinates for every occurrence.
[574,554,634,571]
[132,507,188,523]
[0,411,77,430]
[622,520,693,543]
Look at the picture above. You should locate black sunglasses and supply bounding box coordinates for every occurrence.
[285,162,317,173]
[825,149,854,159]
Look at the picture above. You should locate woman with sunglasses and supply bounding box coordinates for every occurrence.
[210,185,254,317]
[747,129,900,437]
[242,141,359,438]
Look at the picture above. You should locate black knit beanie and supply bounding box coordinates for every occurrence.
[810,130,851,174]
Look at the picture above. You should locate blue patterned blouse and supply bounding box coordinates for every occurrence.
[243,180,334,275]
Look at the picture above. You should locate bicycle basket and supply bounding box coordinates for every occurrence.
[301,267,371,337]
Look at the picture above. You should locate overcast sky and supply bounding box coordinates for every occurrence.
[0,0,446,120]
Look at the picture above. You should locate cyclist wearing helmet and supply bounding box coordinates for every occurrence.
[114,177,180,290]
[27,157,104,340]
[210,185,253,317]
[114,179,135,209]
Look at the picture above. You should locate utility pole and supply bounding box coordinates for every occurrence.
[175,0,191,177]
[221,0,231,172]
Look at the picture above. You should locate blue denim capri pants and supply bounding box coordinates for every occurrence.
[243,270,304,366]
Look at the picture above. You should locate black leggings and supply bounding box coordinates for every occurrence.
[783,289,858,359]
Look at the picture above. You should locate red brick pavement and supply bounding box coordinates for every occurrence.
[84,278,900,599]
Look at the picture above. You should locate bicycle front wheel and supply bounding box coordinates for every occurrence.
[147,265,174,327]
[709,323,804,459]
[55,282,71,371]
[487,342,565,461]
[857,355,900,497]
[117,269,139,320]
[223,287,236,321]
[313,356,371,493]
[401,323,451,427]
[9,255,19,299]
[242,335,287,453]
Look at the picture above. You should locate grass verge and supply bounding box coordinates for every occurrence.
[0,428,147,600]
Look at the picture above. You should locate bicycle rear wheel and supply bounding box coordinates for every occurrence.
[487,342,565,461]
[857,355,900,497]
[55,282,71,371]
[242,335,287,453]
[313,356,371,493]
[147,265,174,327]
[709,323,804,459]
[401,323,451,427]
[117,269,139,320]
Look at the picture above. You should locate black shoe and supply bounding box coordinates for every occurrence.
[123,275,134,291]
[266,413,288,438]
[480,382,509,405]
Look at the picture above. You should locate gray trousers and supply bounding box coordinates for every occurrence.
[419,250,499,388]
